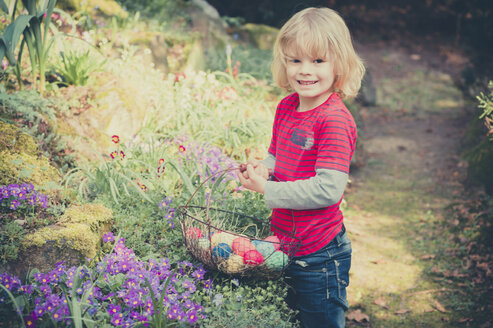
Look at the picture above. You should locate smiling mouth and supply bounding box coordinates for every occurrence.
[298,80,317,85]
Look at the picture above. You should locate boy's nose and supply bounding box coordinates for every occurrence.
[299,61,313,74]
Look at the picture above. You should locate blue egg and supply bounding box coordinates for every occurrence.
[213,243,232,260]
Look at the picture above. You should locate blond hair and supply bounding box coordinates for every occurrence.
[271,7,365,99]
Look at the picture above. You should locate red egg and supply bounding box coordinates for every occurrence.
[243,250,264,266]
[232,237,256,256]
[186,227,203,239]
[264,235,281,250]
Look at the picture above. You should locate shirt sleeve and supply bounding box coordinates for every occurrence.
[315,113,356,174]
[263,169,348,210]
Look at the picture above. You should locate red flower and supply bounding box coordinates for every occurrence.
[158,158,165,165]
[120,151,125,159]
[112,135,120,144]
[139,183,147,191]
[179,145,186,153]
[174,72,186,83]
[110,151,118,159]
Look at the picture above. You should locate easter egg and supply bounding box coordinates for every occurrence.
[186,227,203,239]
[264,235,281,250]
[232,237,256,256]
[226,254,245,273]
[243,250,264,266]
[255,241,276,259]
[197,238,211,251]
[265,251,288,270]
[213,243,232,260]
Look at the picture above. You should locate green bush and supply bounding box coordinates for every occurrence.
[465,81,493,193]
[53,49,106,86]
[196,278,298,327]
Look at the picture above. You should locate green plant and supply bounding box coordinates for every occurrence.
[464,81,493,193]
[0,87,75,170]
[477,80,493,140]
[206,44,274,81]
[195,278,298,328]
[0,0,59,94]
[0,221,25,263]
[54,49,105,86]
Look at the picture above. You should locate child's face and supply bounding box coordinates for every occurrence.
[285,52,336,111]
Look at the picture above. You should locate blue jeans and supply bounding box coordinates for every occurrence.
[285,227,352,328]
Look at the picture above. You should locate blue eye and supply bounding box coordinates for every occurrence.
[314,59,324,63]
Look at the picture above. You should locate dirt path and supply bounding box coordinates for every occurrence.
[343,40,476,327]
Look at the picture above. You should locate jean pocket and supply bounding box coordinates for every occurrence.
[327,256,351,311]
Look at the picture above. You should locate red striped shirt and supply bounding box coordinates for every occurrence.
[268,92,357,256]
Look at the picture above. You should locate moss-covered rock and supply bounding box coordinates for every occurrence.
[0,121,61,194]
[0,203,113,278]
[57,0,128,18]
[22,203,113,258]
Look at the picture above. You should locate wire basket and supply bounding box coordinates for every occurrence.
[177,168,301,279]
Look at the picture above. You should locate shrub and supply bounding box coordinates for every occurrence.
[53,49,106,86]
[465,81,493,193]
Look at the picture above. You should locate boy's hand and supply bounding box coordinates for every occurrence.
[239,160,269,180]
[238,164,267,194]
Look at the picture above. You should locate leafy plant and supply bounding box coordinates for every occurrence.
[0,86,75,170]
[196,278,298,328]
[0,0,59,94]
[54,49,105,86]
[477,80,493,140]
[464,81,493,193]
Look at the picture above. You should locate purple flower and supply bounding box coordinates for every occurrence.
[102,232,115,243]
[167,304,181,320]
[110,313,124,326]
[204,278,213,290]
[10,199,20,210]
[187,308,199,323]
[192,267,206,280]
[108,303,121,315]
[37,194,48,208]
[182,279,196,293]
[28,193,37,206]
[0,186,9,199]
[9,184,20,197]
[183,299,195,309]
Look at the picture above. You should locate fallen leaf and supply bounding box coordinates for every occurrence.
[395,308,411,314]
[458,318,473,323]
[346,309,370,323]
[370,259,386,265]
[373,297,388,309]
[420,254,435,260]
[433,300,447,313]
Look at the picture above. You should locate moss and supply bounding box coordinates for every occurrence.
[22,223,100,258]
[22,203,113,258]
[58,203,113,230]
[0,121,38,154]
[0,121,61,191]
[0,151,60,185]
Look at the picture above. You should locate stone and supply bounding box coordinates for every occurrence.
[0,203,113,279]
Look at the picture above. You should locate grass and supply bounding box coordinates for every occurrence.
[377,70,464,116]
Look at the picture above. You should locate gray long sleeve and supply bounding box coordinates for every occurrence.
[261,154,348,210]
